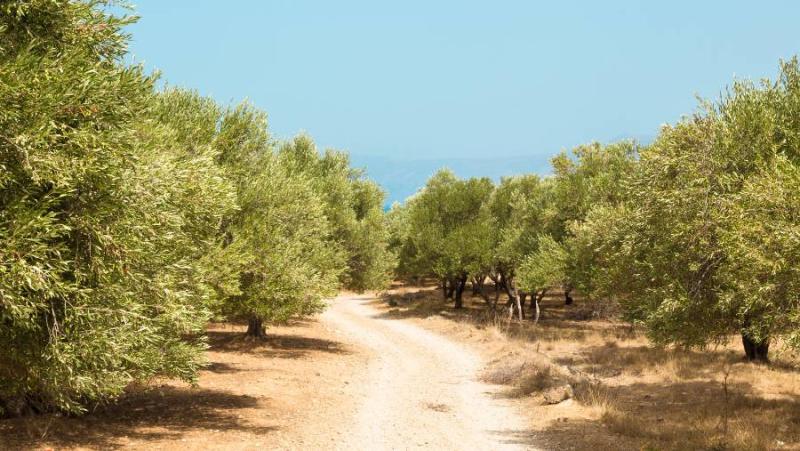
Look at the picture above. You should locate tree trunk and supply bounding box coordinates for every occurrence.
[564,287,574,306]
[445,278,456,299]
[493,281,501,308]
[502,274,523,321]
[518,292,527,319]
[471,276,484,296]
[441,279,449,299]
[246,316,266,339]
[531,289,546,324]
[742,333,770,362]
[454,273,468,309]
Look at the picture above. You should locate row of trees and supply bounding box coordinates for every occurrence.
[392,59,800,363]
[0,1,391,415]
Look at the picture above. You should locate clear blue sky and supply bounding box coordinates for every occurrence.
[126,1,800,160]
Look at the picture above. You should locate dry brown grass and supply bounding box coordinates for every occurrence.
[378,282,800,451]
[482,354,564,398]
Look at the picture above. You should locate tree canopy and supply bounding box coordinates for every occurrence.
[0,1,392,415]
[392,60,800,362]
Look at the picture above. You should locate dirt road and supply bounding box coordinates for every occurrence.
[319,293,533,450]
[1,293,535,450]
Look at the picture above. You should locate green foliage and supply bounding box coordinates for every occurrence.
[278,135,394,292]
[0,1,392,414]
[721,156,800,349]
[489,174,549,275]
[517,235,567,292]
[402,170,494,283]
[548,141,638,241]
[387,202,417,278]
[563,204,628,299]
[224,150,343,323]
[386,58,800,361]
[0,3,233,413]
[599,58,800,354]
[348,179,397,291]
[507,142,636,295]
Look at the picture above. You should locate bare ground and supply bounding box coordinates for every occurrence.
[323,293,532,450]
[9,283,796,450]
[0,293,535,450]
[375,283,800,451]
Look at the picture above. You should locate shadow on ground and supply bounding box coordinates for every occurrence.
[0,386,275,450]
[378,282,800,449]
[373,287,624,344]
[0,324,351,449]
[207,330,350,359]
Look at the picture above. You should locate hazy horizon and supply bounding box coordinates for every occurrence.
[125,1,800,200]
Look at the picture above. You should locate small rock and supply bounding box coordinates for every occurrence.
[541,384,574,404]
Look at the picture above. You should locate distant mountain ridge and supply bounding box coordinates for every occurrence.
[349,153,552,206]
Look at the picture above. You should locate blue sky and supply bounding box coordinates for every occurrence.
[126,1,800,163]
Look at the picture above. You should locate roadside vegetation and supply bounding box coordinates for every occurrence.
[384,54,800,449]
[378,285,800,450]
[2,2,800,450]
[0,1,392,415]
[391,58,800,364]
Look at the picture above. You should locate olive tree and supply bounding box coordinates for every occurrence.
[211,106,346,338]
[604,59,800,361]
[402,170,494,308]
[539,141,638,305]
[486,175,551,318]
[278,135,394,292]
[0,2,236,413]
[721,157,800,359]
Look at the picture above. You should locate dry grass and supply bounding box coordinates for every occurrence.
[482,354,563,398]
[378,282,800,451]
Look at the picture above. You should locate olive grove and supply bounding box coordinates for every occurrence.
[0,1,392,415]
[393,60,800,362]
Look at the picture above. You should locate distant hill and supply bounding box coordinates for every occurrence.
[349,154,553,206]
[350,135,655,206]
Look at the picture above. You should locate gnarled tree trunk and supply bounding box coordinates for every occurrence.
[471,275,485,296]
[246,316,266,339]
[518,292,527,319]
[564,286,574,306]
[531,288,546,324]
[742,333,769,362]
[454,273,468,309]
[501,272,523,321]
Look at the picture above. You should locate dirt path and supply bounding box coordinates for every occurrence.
[1,293,536,450]
[320,293,534,450]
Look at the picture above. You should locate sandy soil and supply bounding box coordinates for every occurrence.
[0,293,536,450]
[323,293,533,450]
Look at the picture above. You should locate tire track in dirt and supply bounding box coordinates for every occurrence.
[321,293,536,450]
